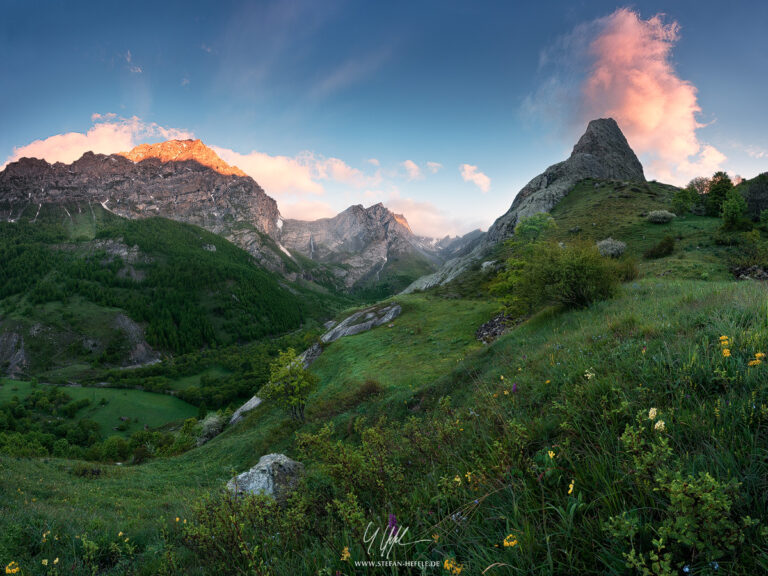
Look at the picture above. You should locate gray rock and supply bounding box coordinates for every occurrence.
[320,304,401,344]
[298,343,323,368]
[226,453,304,502]
[229,395,262,425]
[0,331,27,376]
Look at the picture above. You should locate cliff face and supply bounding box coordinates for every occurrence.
[0,141,286,270]
[280,203,441,288]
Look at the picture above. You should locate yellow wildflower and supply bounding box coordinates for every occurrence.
[503,533,518,547]
[548,450,555,460]
[568,479,575,495]
[444,557,463,574]
[175,517,180,522]
[340,546,351,561]
[719,335,729,342]
[5,562,20,575]
[503,390,509,395]
[454,475,462,485]
[722,349,731,358]
[432,533,440,543]
[500,375,504,380]
[749,359,761,367]
[545,380,551,384]
[54,558,59,565]
[654,420,666,432]
[648,407,657,420]
[757,352,766,360]
[465,471,472,483]
[42,559,48,566]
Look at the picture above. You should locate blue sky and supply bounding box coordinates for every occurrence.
[2,1,767,236]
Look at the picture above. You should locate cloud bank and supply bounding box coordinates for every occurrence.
[2,115,192,168]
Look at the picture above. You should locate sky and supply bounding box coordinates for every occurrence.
[2,0,767,237]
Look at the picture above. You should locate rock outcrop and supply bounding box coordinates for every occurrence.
[226,453,304,502]
[405,118,645,292]
[486,118,645,242]
[229,396,263,426]
[0,331,27,376]
[320,303,401,344]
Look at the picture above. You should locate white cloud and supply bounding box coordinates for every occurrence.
[460,164,491,193]
[367,158,380,166]
[386,190,480,238]
[426,161,443,174]
[2,115,193,168]
[402,159,422,181]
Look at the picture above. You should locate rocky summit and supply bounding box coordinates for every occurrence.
[280,203,444,288]
[404,117,645,292]
[486,118,645,242]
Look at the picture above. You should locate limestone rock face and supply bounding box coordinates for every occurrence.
[321,303,401,344]
[229,396,263,426]
[0,142,284,270]
[226,453,304,502]
[0,331,27,377]
[486,118,644,242]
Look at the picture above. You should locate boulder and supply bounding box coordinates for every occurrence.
[226,453,304,502]
[320,304,401,344]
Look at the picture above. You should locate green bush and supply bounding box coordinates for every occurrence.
[644,236,675,259]
[721,188,748,229]
[495,240,619,314]
[646,210,676,224]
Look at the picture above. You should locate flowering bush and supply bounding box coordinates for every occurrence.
[646,210,676,223]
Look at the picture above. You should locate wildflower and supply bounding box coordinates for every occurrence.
[568,479,575,495]
[432,533,440,543]
[757,352,766,360]
[749,359,761,367]
[500,375,504,380]
[584,368,595,380]
[722,348,731,358]
[340,546,351,561]
[503,533,518,547]
[42,559,48,566]
[54,558,59,565]
[183,519,187,524]
[548,450,555,460]
[465,471,472,483]
[125,537,129,543]
[118,531,123,537]
[454,475,462,485]
[512,382,518,393]
[654,420,666,432]
[648,408,657,420]
[444,557,463,574]
[5,562,20,575]
[388,514,398,535]
[175,517,180,522]
[503,390,509,395]
[545,380,551,384]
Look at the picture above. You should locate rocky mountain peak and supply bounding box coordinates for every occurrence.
[119,139,247,177]
[485,117,644,242]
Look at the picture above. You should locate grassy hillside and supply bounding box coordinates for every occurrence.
[0,206,351,378]
[3,177,768,574]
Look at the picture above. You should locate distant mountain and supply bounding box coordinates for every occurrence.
[404,117,646,292]
[280,203,444,292]
[0,139,452,295]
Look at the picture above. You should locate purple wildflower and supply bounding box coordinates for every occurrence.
[388,513,398,535]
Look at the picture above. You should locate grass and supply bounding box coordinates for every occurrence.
[0,379,197,437]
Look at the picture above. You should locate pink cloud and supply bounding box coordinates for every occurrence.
[2,115,193,168]
[426,161,443,174]
[460,164,491,193]
[402,159,422,180]
[583,8,726,183]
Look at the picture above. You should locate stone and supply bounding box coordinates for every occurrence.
[320,304,401,344]
[226,453,304,502]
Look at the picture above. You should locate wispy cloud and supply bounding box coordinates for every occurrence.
[523,7,726,185]
[386,190,481,238]
[426,161,443,174]
[124,50,143,74]
[402,159,422,181]
[367,158,380,166]
[460,164,491,193]
[2,115,192,168]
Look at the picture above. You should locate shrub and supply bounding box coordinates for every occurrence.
[614,257,639,281]
[646,210,676,224]
[596,237,627,258]
[495,240,619,314]
[259,348,318,422]
[644,236,675,259]
[197,412,224,446]
[721,188,748,228]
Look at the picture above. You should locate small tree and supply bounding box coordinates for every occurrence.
[672,186,697,216]
[514,213,556,244]
[260,348,318,422]
[707,171,733,216]
[721,188,747,228]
